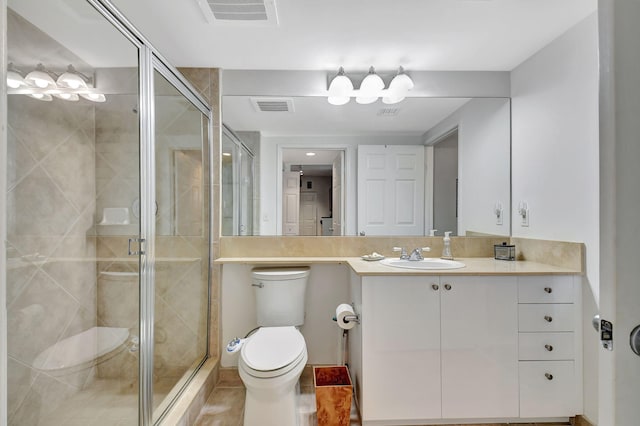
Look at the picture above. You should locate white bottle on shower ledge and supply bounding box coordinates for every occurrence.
[441,231,453,260]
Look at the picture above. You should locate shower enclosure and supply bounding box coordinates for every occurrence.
[221,126,255,236]
[4,0,212,425]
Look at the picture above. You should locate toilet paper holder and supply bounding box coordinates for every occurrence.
[333,314,360,324]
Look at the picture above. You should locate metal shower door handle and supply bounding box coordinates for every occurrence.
[128,238,145,256]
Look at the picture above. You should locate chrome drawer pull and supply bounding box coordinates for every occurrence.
[545,373,554,380]
[544,344,554,351]
[431,284,439,291]
[544,315,553,322]
[544,287,553,293]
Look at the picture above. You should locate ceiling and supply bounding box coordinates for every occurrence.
[108,0,596,71]
[9,0,596,71]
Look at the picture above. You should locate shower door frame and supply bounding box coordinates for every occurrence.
[83,1,214,425]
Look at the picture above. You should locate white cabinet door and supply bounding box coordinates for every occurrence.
[440,276,519,418]
[361,276,441,421]
[357,145,425,236]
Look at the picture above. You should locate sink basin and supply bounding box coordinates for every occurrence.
[379,258,466,270]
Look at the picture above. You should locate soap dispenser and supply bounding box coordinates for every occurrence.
[441,231,453,260]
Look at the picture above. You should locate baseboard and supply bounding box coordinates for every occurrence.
[573,414,596,426]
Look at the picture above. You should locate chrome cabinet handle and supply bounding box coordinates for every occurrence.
[544,315,553,322]
[545,373,554,380]
[545,344,554,352]
[444,283,452,291]
[431,284,439,291]
[252,282,264,288]
[544,287,553,293]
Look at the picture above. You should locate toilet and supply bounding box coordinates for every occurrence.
[237,267,310,426]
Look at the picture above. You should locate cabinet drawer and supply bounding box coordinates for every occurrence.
[519,361,575,417]
[519,332,574,360]
[518,304,574,332]
[518,276,574,303]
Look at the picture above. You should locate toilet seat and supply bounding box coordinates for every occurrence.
[240,326,306,378]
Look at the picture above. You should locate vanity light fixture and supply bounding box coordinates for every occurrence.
[80,92,106,103]
[327,66,414,106]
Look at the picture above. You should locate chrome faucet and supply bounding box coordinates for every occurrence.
[408,247,431,261]
[393,246,431,261]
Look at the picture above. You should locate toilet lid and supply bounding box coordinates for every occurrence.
[241,326,305,372]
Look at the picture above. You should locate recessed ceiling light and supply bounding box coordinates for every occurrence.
[306,152,316,156]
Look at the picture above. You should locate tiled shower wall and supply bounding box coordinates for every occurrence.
[6,95,99,424]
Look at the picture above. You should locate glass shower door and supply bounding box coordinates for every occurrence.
[5,1,142,425]
[151,67,210,421]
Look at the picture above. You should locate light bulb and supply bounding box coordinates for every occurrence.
[328,96,350,106]
[383,67,414,104]
[80,92,106,102]
[7,70,25,88]
[328,67,353,99]
[25,65,56,89]
[356,66,384,104]
[28,93,53,101]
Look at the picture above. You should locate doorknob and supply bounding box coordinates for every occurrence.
[631,325,640,356]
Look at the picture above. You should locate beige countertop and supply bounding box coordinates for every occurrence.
[214,256,582,276]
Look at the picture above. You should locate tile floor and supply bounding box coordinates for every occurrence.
[194,366,360,426]
[193,366,574,426]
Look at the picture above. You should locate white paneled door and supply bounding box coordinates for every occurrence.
[357,145,425,236]
[282,171,300,235]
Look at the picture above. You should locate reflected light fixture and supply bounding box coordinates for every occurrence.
[327,67,353,106]
[80,92,106,103]
[27,93,53,101]
[306,152,316,156]
[25,63,57,89]
[57,65,90,89]
[7,63,107,103]
[356,66,385,105]
[7,63,27,89]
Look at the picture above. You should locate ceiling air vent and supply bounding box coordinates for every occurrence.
[377,108,401,117]
[250,97,295,113]
[196,0,279,26]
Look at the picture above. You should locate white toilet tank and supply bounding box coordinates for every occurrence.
[251,267,310,327]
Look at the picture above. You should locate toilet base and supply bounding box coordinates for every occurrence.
[239,352,308,426]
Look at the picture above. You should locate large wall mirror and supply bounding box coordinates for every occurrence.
[222,95,511,237]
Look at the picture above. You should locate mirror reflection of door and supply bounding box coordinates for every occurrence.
[282,171,300,235]
[433,130,459,235]
[332,152,344,236]
[281,148,345,236]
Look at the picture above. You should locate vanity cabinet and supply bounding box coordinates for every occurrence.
[359,275,518,423]
[517,275,579,417]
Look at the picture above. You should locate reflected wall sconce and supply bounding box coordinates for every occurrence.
[6,63,106,102]
[327,66,414,106]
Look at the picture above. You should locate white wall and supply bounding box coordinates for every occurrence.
[511,13,599,422]
[598,1,640,424]
[259,134,424,235]
[425,98,511,236]
[220,264,351,367]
